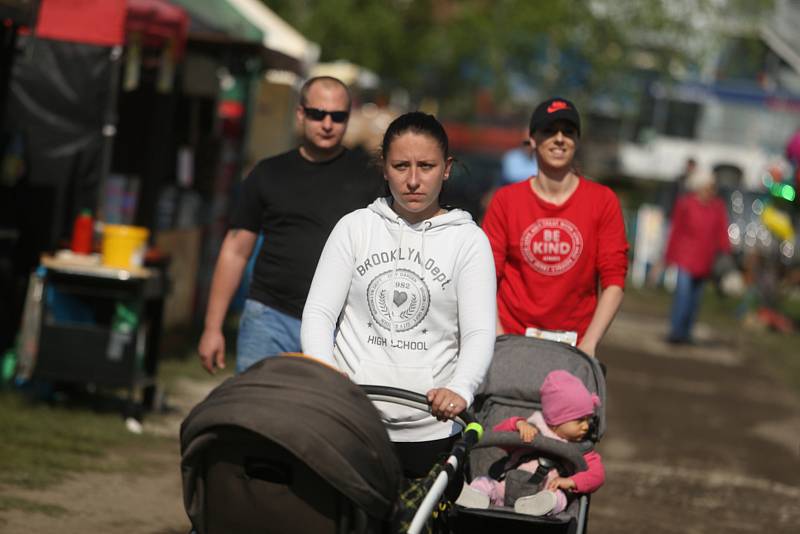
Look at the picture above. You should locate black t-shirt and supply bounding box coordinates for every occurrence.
[230,147,383,318]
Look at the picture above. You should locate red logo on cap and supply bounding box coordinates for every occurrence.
[547,101,569,113]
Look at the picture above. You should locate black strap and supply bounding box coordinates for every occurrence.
[488,451,543,481]
[526,462,551,486]
[488,456,508,481]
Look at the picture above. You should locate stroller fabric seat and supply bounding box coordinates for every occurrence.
[181,355,403,534]
[455,335,607,534]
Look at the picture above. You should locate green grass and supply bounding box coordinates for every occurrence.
[0,322,233,520]
[0,391,161,489]
[0,330,226,494]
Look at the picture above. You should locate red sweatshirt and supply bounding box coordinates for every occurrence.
[482,178,629,340]
[665,193,730,278]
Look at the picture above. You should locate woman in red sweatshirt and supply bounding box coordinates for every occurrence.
[482,98,629,356]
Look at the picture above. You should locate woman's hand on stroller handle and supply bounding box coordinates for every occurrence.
[427,388,466,421]
[360,386,477,427]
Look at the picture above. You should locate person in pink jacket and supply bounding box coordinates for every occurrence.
[457,370,605,516]
[664,170,731,344]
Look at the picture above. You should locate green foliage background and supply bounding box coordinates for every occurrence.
[265,0,774,117]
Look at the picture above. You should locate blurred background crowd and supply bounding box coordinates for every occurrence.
[1,0,800,373]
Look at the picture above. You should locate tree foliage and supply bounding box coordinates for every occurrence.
[265,0,774,117]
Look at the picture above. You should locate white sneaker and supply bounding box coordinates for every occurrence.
[455,483,490,509]
[513,490,557,516]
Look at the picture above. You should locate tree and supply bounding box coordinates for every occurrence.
[265,0,774,118]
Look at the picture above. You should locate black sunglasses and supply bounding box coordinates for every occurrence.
[303,107,349,123]
[539,123,578,137]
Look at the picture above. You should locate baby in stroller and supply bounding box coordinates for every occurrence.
[456,369,605,516]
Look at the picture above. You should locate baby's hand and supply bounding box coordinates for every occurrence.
[515,420,538,443]
[546,476,576,492]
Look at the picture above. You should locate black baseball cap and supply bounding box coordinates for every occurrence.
[529,97,581,136]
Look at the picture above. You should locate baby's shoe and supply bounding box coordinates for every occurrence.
[513,490,557,516]
[455,483,490,509]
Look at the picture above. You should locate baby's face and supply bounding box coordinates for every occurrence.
[553,415,590,441]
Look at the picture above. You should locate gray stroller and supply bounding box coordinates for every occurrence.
[450,334,607,534]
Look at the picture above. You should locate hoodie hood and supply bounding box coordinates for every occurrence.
[368,196,475,231]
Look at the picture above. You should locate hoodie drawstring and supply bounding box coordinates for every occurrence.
[390,217,405,345]
[420,221,431,281]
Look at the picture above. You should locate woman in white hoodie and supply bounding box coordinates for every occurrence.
[301,112,496,478]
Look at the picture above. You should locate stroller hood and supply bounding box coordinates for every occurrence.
[180,355,403,523]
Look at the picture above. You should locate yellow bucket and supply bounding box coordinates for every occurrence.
[101,224,150,269]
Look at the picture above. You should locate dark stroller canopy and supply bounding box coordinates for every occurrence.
[181,355,403,520]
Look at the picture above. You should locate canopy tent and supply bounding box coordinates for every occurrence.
[34,0,188,56]
[170,0,315,75]
[34,0,126,46]
[126,0,189,58]
[226,0,319,72]
[7,0,191,252]
[171,0,263,43]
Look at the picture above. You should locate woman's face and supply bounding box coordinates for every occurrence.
[531,119,578,172]
[384,132,452,223]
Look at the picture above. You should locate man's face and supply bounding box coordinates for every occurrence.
[296,83,350,153]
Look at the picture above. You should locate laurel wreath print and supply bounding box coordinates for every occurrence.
[377,289,418,322]
[398,295,418,320]
[377,290,392,319]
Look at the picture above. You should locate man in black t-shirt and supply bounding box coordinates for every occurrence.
[198,76,382,374]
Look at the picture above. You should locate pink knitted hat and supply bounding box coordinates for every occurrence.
[540,370,601,426]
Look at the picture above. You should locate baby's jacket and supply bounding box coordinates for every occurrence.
[494,411,605,494]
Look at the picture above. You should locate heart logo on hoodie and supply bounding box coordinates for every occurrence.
[393,291,408,307]
[367,269,430,332]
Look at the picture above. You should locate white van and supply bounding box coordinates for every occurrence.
[617,81,797,190]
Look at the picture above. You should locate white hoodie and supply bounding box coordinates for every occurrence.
[302,197,497,441]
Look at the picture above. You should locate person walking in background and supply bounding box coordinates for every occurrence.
[501,135,538,185]
[664,170,731,344]
[786,127,800,168]
[198,76,382,374]
[301,112,496,479]
[646,156,697,288]
[482,97,629,357]
[663,157,696,218]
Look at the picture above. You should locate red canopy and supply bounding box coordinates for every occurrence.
[34,0,187,56]
[126,0,188,57]
[35,0,127,46]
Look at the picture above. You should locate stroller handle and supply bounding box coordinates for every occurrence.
[361,385,478,427]
[362,385,483,534]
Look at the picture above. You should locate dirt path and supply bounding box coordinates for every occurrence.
[2,312,799,533]
[590,312,800,533]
